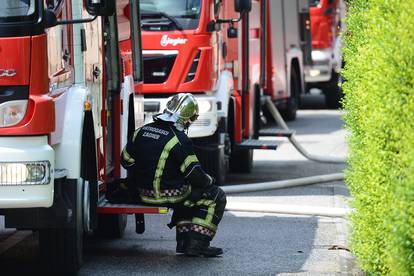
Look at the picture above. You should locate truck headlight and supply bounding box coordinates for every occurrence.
[309,69,321,77]
[0,161,51,185]
[0,100,28,128]
[198,100,212,113]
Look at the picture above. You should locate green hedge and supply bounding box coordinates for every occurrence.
[343,0,414,275]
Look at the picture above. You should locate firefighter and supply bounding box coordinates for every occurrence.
[120,93,227,257]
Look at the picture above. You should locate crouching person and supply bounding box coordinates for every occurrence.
[120,93,227,257]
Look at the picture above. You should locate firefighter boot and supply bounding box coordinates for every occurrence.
[106,179,139,204]
[106,181,130,203]
[184,237,223,257]
[176,232,189,254]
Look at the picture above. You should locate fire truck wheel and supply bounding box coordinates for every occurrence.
[39,225,83,274]
[95,213,127,239]
[281,68,300,121]
[39,180,83,274]
[229,148,253,173]
[324,71,343,109]
[213,146,227,185]
[197,145,227,186]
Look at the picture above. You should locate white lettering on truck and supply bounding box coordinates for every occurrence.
[160,35,188,47]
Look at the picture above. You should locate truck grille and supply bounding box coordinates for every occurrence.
[143,53,177,84]
[0,86,29,105]
[191,119,211,127]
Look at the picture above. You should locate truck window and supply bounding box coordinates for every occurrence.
[140,0,201,30]
[309,0,320,7]
[0,0,43,37]
[47,0,73,91]
[0,0,36,22]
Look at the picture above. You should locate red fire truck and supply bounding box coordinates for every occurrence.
[0,0,166,273]
[305,0,345,108]
[137,0,312,184]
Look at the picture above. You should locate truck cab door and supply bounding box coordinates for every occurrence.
[82,5,104,158]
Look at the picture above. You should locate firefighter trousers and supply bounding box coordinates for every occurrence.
[168,185,227,241]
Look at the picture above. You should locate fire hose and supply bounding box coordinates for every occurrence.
[265,97,346,164]
[225,201,349,218]
[222,173,350,218]
[221,173,344,194]
[222,100,349,217]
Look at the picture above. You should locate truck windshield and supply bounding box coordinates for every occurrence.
[0,0,37,23]
[310,0,320,7]
[140,0,201,30]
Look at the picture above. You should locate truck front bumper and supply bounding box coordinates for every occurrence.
[0,136,54,208]
[305,49,333,83]
[141,94,218,138]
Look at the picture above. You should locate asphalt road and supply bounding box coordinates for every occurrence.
[0,94,362,275]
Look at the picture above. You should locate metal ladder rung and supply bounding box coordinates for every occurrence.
[259,127,295,137]
[235,139,281,150]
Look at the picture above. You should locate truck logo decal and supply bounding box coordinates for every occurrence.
[160,35,188,47]
[0,69,16,77]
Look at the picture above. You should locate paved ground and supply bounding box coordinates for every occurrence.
[0,95,362,275]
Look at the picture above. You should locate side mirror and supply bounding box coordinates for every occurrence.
[214,0,250,31]
[45,9,58,28]
[86,0,116,17]
[234,0,252,14]
[227,26,237,38]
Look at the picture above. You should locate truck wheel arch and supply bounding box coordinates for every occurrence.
[291,58,304,97]
[53,86,91,179]
[215,70,234,118]
[80,109,99,232]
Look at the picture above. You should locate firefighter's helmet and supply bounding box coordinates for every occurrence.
[155,93,199,129]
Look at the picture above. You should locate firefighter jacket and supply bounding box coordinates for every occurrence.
[121,120,211,204]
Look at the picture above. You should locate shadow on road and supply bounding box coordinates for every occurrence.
[79,215,319,276]
[299,90,344,110]
[0,233,41,275]
[284,111,345,135]
[0,215,325,275]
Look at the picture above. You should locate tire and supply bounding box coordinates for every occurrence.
[324,71,343,109]
[95,214,127,239]
[39,180,84,275]
[39,226,83,275]
[194,144,227,186]
[280,68,300,121]
[226,96,253,174]
[229,148,253,173]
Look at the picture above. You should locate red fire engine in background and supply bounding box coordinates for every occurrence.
[305,0,346,108]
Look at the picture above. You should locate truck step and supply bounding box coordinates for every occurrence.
[235,139,281,150]
[259,127,295,138]
[97,199,169,215]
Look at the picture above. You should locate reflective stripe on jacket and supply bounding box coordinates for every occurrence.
[120,120,201,201]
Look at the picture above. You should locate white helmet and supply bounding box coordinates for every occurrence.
[155,93,199,130]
